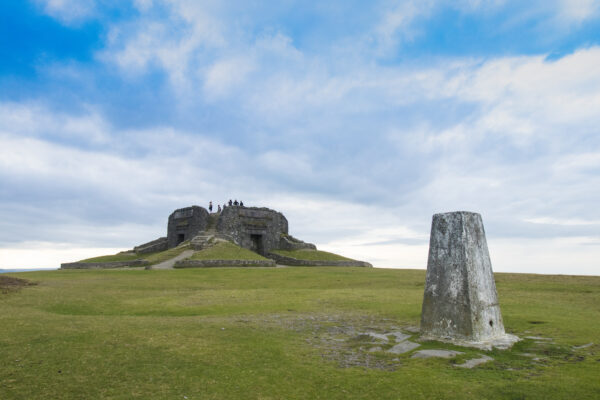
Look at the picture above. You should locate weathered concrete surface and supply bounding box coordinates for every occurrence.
[387,341,420,354]
[216,206,288,256]
[389,332,411,342]
[455,355,494,368]
[420,211,518,349]
[360,332,389,342]
[411,349,464,359]
[167,206,209,248]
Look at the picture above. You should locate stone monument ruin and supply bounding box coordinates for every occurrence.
[165,205,298,256]
[132,204,316,257]
[167,206,209,248]
[420,211,518,349]
[61,203,373,269]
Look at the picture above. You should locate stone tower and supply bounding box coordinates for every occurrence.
[420,211,517,348]
[167,206,209,248]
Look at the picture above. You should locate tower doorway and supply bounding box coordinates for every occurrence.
[250,234,264,255]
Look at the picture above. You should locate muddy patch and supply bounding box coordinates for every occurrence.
[266,314,422,371]
[232,314,591,372]
[0,276,36,294]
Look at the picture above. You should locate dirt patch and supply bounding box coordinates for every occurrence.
[256,314,420,371]
[0,276,37,294]
[242,313,591,372]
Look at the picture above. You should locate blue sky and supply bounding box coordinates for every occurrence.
[1,0,600,274]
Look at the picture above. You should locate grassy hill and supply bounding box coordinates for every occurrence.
[190,241,270,261]
[73,242,358,267]
[76,242,193,266]
[1,268,598,399]
[270,248,354,261]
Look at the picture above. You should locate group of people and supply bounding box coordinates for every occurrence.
[208,199,245,213]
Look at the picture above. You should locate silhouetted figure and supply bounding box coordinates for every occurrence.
[223,204,226,210]
[217,205,221,212]
[228,199,233,206]
[209,201,213,212]
[234,199,239,206]
[240,201,244,207]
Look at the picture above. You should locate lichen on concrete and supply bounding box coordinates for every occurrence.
[420,211,518,349]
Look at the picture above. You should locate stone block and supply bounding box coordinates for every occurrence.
[420,211,517,348]
[133,237,168,254]
[167,206,209,248]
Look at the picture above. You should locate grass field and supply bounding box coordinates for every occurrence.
[1,268,598,399]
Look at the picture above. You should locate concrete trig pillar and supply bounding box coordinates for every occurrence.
[420,211,518,348]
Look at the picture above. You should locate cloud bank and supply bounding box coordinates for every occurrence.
[1,1,599,275]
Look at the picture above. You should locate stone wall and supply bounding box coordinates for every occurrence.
[268,252,372,267]
[167,206,209,248]
[61,260,149,269]
[278,234,316,251]
[133,237,168,254]
[174,259,276,268]
[216,206,288,255]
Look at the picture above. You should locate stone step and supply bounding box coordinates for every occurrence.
[206,213,219,231]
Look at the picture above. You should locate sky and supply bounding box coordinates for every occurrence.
[1,0,599,275]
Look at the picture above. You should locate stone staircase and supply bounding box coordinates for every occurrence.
[190,213,223,250]
[206,213,219,233]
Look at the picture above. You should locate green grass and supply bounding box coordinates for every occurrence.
[77,243,191,266]
[143,243,191,265]
[0,268,598,399]
[190,241,269,261]
[271,248,353,261]
[77,252,145,263]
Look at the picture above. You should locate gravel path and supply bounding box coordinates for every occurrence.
[150,250,195,270]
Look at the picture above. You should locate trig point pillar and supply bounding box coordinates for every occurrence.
[420,211,517,348]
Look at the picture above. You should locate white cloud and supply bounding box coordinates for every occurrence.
[524,217,600,226]
[374,0,434,52]
[35,0,96,24]
[6,3,600,275]
[490,237,600,276]
[557,0,600,24]
[0,102,110,144]
[0,242,124,269]
[203,56,256,99]
[133,0,153,12]
[100,2,227,92]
